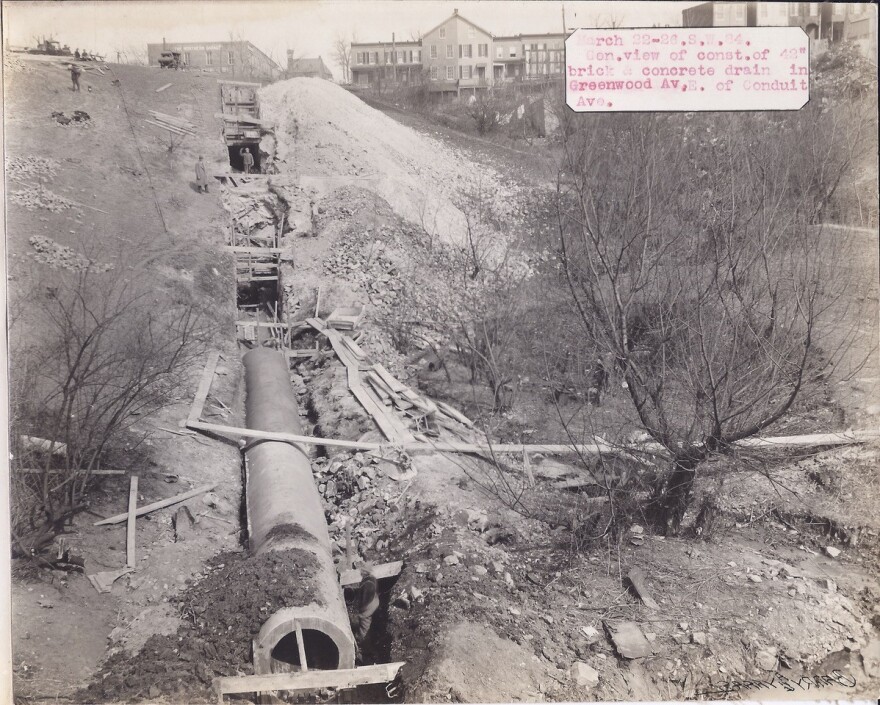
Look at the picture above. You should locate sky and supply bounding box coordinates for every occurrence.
[2,0,695,78]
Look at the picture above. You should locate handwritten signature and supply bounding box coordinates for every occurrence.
[696,670,857,697]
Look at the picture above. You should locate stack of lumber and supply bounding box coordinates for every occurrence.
[146,110,197,136]
[307,318,472,443]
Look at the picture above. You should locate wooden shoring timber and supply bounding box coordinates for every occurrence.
[235,320,308,330]
[17,468,125,475]
[187,351,221,427]
[94,484,217,526]
[155,82,173,92]
[214,662,406,701]
[223,246,286,255]
[188,419,384,451]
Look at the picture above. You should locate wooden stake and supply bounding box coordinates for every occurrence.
[126,476,138,568]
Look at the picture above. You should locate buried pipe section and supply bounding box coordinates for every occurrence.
[243,347,356,673]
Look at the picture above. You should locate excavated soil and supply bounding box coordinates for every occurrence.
[80,548,323,703]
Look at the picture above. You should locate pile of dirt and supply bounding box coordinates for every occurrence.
[259,78,523,247]
[82,548,323,703]
[28,234,114,272]
[50,110,92,127]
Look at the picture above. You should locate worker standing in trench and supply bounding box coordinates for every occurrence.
[195,155,209,193]
[240,147,255,175]
[350,565,380,661]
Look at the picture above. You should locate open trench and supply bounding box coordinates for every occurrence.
[213,80,403,699]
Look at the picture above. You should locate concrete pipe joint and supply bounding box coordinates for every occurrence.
[243,347,356,673]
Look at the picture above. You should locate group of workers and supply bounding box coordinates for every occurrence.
[195,148,254,193]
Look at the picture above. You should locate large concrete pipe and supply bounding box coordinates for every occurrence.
[243,347,356,673]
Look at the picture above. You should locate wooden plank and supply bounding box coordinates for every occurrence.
[145,119,188,136]
[339,560,403,587]
[155,82,173,92]
[223,246,285,254]
[215,662,406,698]
[94,483,217,526]
[236,320,307,330]
[17,468,125,475]
[627,568,660,611]
[217,79,262,86]
[187,351,221,427]
[126,476,138,568]
[295,622,308,672]
[188,420,384,451]
[372,364,407,394]
[214,112,268,126]
[435,400,474,427]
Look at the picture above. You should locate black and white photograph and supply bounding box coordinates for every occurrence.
[1,1,878,703]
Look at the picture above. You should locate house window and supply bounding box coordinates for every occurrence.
[509,46,517,57]
[496,46,504,58]
[464,65,473,79]
[416,50,422,62]
[206,51,214,65]
[372,51,379,64]
[439,27,446,38]
[228,51,235,64]
[430,44,437,59]
[446,65,454,79]
[446,44,454,58]
[430,66,438,80]
[478,43,488,57]
[459,44,473,58]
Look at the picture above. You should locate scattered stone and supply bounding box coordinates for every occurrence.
[509,606,521,616]
[443,554,460,566]
[816,577,837,592]
[755,647,778,671]
[543,615,554,625]
[571,661,600,688]
[825,546,842,558]
[604,620,653,659]
[678,622,689,630]
[472,565,488,576]
[630,524,644,535]
[581,626,601,644]
[414,562,429,574]
[692,632,708,646]
[749,574,763,583]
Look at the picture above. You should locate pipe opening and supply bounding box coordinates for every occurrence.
[270,629,340,671]
[237,279,279,312]
[228,142,262,173]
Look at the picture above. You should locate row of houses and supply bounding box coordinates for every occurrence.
[683,2,877,57]
[351,9,565,94]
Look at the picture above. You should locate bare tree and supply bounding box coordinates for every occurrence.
[332,33,352,84]
[9,267,210,558]
[554,105,868,533]
[113,45,148,65]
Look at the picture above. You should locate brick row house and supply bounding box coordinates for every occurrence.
[683,2,877,57]
[350,9,565,94]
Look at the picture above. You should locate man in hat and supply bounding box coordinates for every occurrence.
[69,63,82,92]
[195,155,209,193]
[240,147,254,175]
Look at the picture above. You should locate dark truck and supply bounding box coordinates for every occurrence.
[158,50,182,69]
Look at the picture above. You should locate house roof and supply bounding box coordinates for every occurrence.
[288,56,331,75]
[422,11,494,40]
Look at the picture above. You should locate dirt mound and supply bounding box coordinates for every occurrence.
[259,78,522,247]
[82,548,323,703]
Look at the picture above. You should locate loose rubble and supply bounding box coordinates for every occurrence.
[6,156,60,182]
[11,186,83,214]
[28,235,114,272]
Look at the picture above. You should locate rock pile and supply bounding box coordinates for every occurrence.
[11,186,82,214]
[313,450,414,561]
[29,235,114,272]
[323,233,403,309]
[3,54,26,72]
[6,156,59,182]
